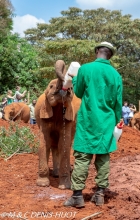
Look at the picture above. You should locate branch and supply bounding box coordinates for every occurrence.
[81,212,102,220]
[5,148,20,161]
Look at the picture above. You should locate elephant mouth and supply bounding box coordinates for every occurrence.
[52,88,72,97]
[49,90,73,106]
[59,90,67,97]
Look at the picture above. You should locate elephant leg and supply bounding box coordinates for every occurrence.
[135,119,140,130]
[37,122,51,187]
[51,146,59,177]
[132,119,139,130]
[130,119,135,128]
[58,123,72,189]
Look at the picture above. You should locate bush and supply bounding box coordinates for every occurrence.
[0,122,39,159]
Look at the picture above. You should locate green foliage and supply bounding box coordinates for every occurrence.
[0,33,47,95]
[0,0,13,41]
[0,0,48,98]
[1,5,140,106]
[25,7,140,106]
[39,39,97,79]
[0,122,39,158]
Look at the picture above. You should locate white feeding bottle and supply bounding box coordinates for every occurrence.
[62,62,80,90]
[113,121,123,142]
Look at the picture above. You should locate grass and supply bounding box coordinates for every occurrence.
[0,122,39,159]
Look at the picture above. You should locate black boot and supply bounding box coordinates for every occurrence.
[63,190,85,208]
[91,187,105,206]
[73,190,82,196]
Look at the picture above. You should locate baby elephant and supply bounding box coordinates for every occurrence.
[130,112,140,130]
[35,60,81,189]
[3,102,30,123]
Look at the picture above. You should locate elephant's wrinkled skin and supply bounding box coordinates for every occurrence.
[3,102,30,123]
[129,112,140,130]
[35,60,81,189]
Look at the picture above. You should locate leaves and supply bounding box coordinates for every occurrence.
[0,33,47,95]
[0,122,39,158]
[1,6,140,106]
[0,0,13,41]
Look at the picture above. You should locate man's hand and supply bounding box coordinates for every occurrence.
[118,119,124,127]
[68,73,75,78]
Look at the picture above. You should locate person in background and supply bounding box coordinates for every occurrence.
[122,101,130,125]
[29,100,36,124]
[1,97,7,107]
[0,97,7,117]
[14,86,26,102]
[128,103,137,125]
[7,90,15,104]
[24,98,28,104]
[64,42,122,208]
[129,104,136,118]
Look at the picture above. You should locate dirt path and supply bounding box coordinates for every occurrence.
[0,119,140,220]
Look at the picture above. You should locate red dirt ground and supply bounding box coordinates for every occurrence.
[0,118,140,220]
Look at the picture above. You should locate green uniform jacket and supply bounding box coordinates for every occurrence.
[72,58,123,154]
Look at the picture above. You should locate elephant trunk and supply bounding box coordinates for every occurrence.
[4,113,11,121]
[55,60,66,81]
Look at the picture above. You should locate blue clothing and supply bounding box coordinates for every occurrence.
[122,106,130,125]
[30,118,36,124]
[122,106,130,118]
[14,91,22,102]
[123,117,129,125]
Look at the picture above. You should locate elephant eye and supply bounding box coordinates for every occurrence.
[50,85,53,89]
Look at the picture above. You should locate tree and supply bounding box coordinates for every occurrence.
[0,0,47,97]
[25,7,140,106]
[0,34,47,95]
[38,39,97,78]
[0,0,13,41]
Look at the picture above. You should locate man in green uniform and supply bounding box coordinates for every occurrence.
[64,42,123,207]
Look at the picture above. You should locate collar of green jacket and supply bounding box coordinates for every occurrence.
[94,58,111,65]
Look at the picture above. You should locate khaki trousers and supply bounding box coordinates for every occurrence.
[71,151,110,190]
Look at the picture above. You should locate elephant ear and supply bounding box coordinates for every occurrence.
[40,94,53,119]
[10,107,15,116]
[65,102,75,121]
